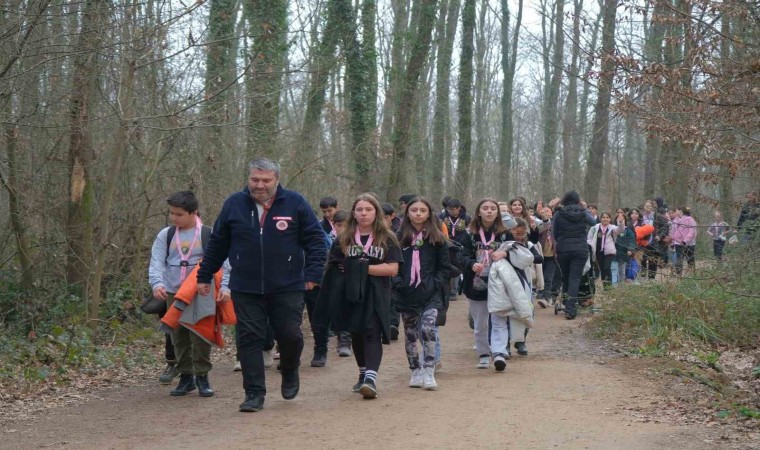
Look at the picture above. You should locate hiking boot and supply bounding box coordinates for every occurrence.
[477,355,490,369]
[352,374,364,393]
[390,326,399,341]
[493,354,507,372]
[537,298,548,309]
[337,346,352,357]
[233,360,242,371]
[409,368,424,388]
[359,379,378,399]
[263,350,274,368]
[423,368,437,390]
[158,363,178,385]
[239,393,264,412]
[195,374,214,397]
[311,350,327,367]
[281,369,299,400]
[565,312,576,320]
[515,342,528,356]
[170,374,196,396]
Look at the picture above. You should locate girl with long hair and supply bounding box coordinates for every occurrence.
[328,193,402,399]
[461,198,511,367]
[707,211,729,261]
[509,197,541,243]
[394,197,450,390]
[671,206,698,275]
[587,212,621,289]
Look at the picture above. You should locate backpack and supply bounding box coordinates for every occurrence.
[164,224,212,260]
[141,225,212,315]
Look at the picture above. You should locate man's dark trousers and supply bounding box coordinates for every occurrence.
[233,291,304,396]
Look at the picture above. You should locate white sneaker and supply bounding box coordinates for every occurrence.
[409,368,424,388]
[423,368,437,390]
[477,355,490,369]
[233,360,242,372]
[263,350,274,368]
[493,355,507,372]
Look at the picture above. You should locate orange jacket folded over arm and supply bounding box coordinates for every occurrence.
[160,264,236,347]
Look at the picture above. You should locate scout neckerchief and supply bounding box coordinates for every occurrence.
[354,229,374,255]
[175,216,202,283]
[409,231,424,287]
[478,227,495,266]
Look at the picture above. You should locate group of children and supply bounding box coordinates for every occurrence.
[149,188,722,403]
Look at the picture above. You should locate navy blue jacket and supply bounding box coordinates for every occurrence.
[197,185,328,294]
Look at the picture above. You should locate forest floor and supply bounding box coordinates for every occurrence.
[1,296,757,449]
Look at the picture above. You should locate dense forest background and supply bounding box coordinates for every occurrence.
[0,0,757,324]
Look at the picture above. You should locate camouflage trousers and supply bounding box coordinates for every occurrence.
[401,308,438,370]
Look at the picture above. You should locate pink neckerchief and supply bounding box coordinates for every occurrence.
[354,229,374,254]
[409,231,423,287]
[448,216,461,236]
[478,227,495,265]
[258,192,277,225]
[326,219,336,237]
[600,225,608,250]
[174,216,202,282]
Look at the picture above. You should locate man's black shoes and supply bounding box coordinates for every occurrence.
[310,350,327,367]
[239,393,265,412]
[281,369,299,400]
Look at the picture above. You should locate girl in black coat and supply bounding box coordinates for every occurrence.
[324,193,402,399]
[394,197,451,390]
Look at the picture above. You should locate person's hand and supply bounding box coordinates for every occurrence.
[655,235,661,241]
[548,198,560,208]
[216,289,231,303]
[580,200,587,209]
[152,286,168,300]
[627,251,633,256]
[198,283,211,295]
[491,250,507,261]
[473,263,484,275]
[306,282,319,290]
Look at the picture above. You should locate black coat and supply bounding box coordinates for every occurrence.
[314,259,392,344]
[552,204,596,254]
[460,230,511,301]
[392,240,450,315]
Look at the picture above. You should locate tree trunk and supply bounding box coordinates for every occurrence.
[561,0,582,192]
[642,0,667,198]
[432,0,460,199]
[540,0,565,199]
[718,1,733,223]
[66,0,105,314]
[575,2,602,180]
[245,0,288,160]
[455,0,475,201]
[379,0,408,148]
[499,0,523,201]
[582,0,617,204]
[386,0,438,201]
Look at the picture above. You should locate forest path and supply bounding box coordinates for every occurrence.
[3,298,728,449]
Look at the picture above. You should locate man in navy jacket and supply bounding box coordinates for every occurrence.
[198,158,327,413]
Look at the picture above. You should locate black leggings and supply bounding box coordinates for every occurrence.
[351,316,383,372]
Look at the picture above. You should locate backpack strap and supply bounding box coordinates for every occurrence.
[200,225,212,252]
[164,224,211,262]
[164,226,176,263]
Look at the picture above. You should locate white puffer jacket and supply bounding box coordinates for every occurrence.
[487,245,534,327]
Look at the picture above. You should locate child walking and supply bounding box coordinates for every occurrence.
[316,194,402,399]
[393,197,451,390]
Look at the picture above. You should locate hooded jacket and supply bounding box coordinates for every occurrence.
[552,204,596,253]
[671,215,698,246]
[487,245,534,327]
[197,184,327,294]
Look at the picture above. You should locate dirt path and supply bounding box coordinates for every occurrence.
[2,298,736,449]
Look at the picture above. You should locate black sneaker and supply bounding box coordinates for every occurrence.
[170,374,196,396]
[390,326,399,341]
[515,342,528,356]
[493,354,507,372]
[195,374,214,397]
[565,312,576,320]
[158,363,178,385]
[239,393,264,412]
[352,375,364,393]
[281,369,299,400]
[310,350,327,368]
[359,379,377,399]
